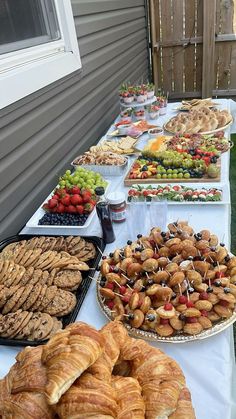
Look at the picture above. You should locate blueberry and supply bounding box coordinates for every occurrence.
[137,234,142,239]
[213,280,221,287]
[225,255,230,262]
[220,243,225,247]
[127,240,132,245]
[113,267,120,273]
[128,313,135,320]
[109,252,114,258]
[161,232,166,237]
[213,261,218,267]
[224,287,231,293]
[207,286,213,293]
[179,314,186,321]
[147,279,154,286]
[146,314,156,322]
[127,279,135,286]
[188,287,195,294]
[160,280,166,286]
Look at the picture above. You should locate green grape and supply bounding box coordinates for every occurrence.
[65,170,71,176]
[162,174,167,179]
[167,174,172,179]
[184,172,190,179]
[178,173,183,178]
[156,174,162,179]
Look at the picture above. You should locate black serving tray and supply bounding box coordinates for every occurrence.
[0,234,105,347]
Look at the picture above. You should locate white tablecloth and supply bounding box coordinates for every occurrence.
[1,99,236,419]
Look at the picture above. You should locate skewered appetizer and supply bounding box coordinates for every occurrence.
[127,185,222,202]
[98,222,236,339]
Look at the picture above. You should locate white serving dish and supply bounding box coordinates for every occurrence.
[126,183,230,205]
[120,96,157,108]
[71,160,128,176]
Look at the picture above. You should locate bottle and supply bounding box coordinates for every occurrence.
[95,187,116,244]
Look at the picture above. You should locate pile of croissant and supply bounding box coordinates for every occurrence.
[99,221,236,337]
[0,321,195,418]
[165,107,232,134]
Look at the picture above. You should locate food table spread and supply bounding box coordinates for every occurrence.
[1,99,236,419]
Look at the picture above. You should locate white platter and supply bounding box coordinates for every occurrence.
[126,182,230,205]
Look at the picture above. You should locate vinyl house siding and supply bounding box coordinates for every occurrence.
[0,0,149,240]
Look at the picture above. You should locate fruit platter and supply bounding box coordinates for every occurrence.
[97,221,236,342]
[127,184,226,204]
[124,151,221,186]
[26,167,109,229]
[164,108,232,135]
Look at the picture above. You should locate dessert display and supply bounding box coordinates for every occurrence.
[72,151,127,167]
[125,150,220,185]
[0,320,196,418]
[90,136,138,154]
[164,108,232,134]
[176,98,218,111]
[119,83,156,105]
[127,185,222,202]
[166,131,232,154]
[97,221,236,341]
[0,236,99,343]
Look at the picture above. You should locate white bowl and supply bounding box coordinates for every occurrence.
[148,127,163,138]
[118,124,132,135]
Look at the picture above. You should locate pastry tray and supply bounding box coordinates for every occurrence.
[163,116,233,135]
[0,234,105,347]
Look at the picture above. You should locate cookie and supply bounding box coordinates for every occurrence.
[47,268,58,286]
[37,285,58,311]
[53,270,82,290]
[28,269,43,286]
[54,237,65,251]
[3,264,20,287]
[2,286,25,314]
[39,271,50,285]
[27,313,54,341]
[9,311,33,339]
[45,317,62,339]
[15,247,28,265]
[21,283,43,311]
[20,250,34,266]
[20,266,35,286]
[30,284,48,311]
[34,251,57,270]
[43,289,76,316]
[24,248,43,268]
[0,260,11,282]
[12,284,34,312]
[46,254,62,271]
[15,312,42,339]
[0,310,23,337]
[11,266,26,286]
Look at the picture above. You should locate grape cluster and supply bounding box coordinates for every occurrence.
[58,167,108,194]
[38,213,89,226]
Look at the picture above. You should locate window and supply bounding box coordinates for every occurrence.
[0,0,81,109]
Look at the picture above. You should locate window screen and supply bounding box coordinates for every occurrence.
[0,0,61,54]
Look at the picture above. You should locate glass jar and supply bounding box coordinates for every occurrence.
[107,192,126,223]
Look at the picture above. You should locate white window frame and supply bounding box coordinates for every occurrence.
[0,0,81,109]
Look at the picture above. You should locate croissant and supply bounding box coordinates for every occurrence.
[0,392,54,419]
[112,375,145,419]
[42,322,105,405]
[169,387,196,419]
[88,321,128,381]
[9,346,47,394]
[55,373,117,418]
[121,337,185,418]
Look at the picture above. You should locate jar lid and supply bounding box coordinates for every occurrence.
[95,186,105,196]
[107,191,125,205]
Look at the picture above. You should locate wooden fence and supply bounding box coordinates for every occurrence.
[149,0,236,98]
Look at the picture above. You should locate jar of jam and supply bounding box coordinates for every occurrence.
[107,192,126,223]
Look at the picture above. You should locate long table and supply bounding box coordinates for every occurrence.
[1,99,236,419]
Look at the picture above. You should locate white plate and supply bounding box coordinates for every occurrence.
[126,182,230,205]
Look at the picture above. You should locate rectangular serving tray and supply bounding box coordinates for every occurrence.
[0,234,105,347]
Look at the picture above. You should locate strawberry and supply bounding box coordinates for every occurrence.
[107,301,114,309]
[61,194,71,206]
[120,286,126,295]
[48,198,58,209]
[71,186,81,195]
[164,303,173,311]
[42,203,49,211]
[179,295,187,304]
[51,194,59,200]
[84,203,95,213]
[186,317,198,323]
[55,188,67,197]
[76,205,84,215]
[106,282,114,290]
[199,292,208,300]
[160,318,169,325]
[70,194,83,205]
[67,205,76,213]
[57,203,65,213]
[186,301,194,308]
